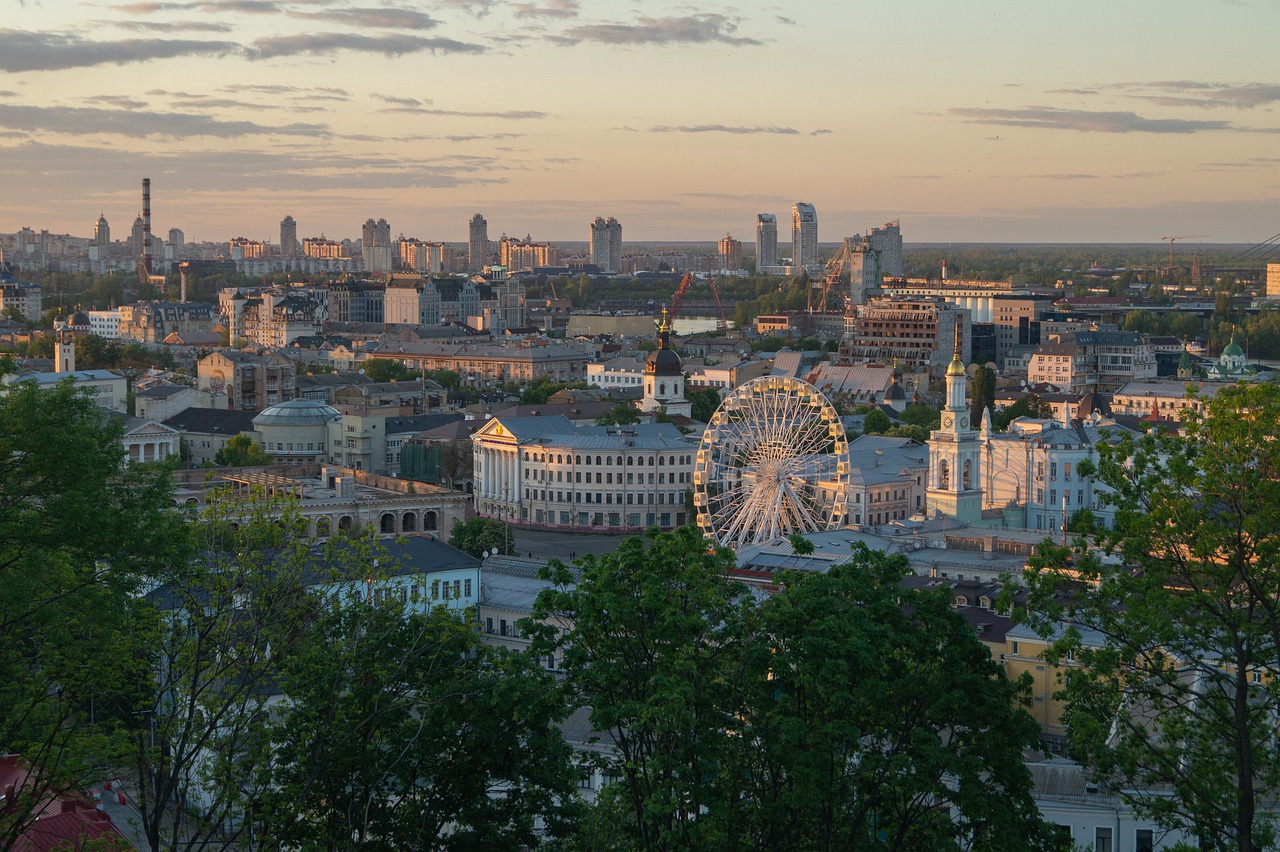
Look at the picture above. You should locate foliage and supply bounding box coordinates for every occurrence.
[0,380,185,847]
[862,408,892,435]
[970,365,996,425]
[263,595,580,849]
[448,516,515,558]
[882,424,930,442]
[519,374,588,405]
[993,394,1054,431]
[1022,383,1280,851]
[688,387,722,422]
[595,402,640,426]
[899,402,940,430]
[361,358,414,383]
[529,527,749,850]
[213,433,271,467]
[720,546,1057,850]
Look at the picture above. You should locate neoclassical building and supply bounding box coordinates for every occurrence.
[472,415,696,533]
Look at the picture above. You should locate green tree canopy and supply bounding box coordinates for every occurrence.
[862,408,892,435]
[1023,382,1280,851]
[448,516,514,558]
[213,432,271,467]
[595,402,641,426]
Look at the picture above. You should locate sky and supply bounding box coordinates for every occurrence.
[3,0,1280,245]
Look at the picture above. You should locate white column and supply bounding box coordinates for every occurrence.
[505,450,513,503]
[482,447,491,499]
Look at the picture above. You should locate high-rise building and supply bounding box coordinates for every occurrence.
[589,216,622,273]
[717,234,742,270]
[867,220,902,278]
[280,215,298,257]
[756,214,777,269]
[468,214,488,272]
[94,214,110,246]
[130,215,145,258]
[791,203,818,269]
[167,228,184,249]
[361,218,391,255]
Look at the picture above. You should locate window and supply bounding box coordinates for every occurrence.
[1135,829,1153,852]
[1095,827,1113,852]
[464,578,472,597]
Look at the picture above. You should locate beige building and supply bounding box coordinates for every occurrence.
[1027,330,1157,392]
[1110,379,1220,420]
[472,415,695,533]
[367,341,587,386]
[2,368,128,413]
[197,350,297,411]
[118,301,217,345]
[1268,263,1280,299]
[842,298,971,376]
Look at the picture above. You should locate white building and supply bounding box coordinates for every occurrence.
[589,216,622,273]
[472,415,696,533]
[1027,331,1157,393]
[586,356,646,391]
[791,202,818,270]
[639,313,691,417]
[86,309,121,340]
[755,213,778,270]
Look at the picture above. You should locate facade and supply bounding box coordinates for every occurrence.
[94,213,110,246]
[1,368,128,413]
[717,234,742,270]
[86,309,121,340]
[468,213,488,272]
[366,341,587,385]
[223,289,322,347]
[866,220,903,277]
[135,383,201,422]
[0,278,41,322]
[326,281,385,324]
[303,237,345,259]
[162,407,258,465]
[588,216,623,273]
[756,213,778,269]
[992,295,1055,370]
[383,274,525,331]
[1268,262,1280,299]
[197,350,297,411]
[111,413,181,465]
[846,434,929,525]
[791,202,818,269]
[117,301,216,345]
[1110,379,1220,419]
[842,298,971,375]
[1027,331,1157,392]
[398,239,451,274]
[280,215,298,257]
[229,237,266,260]
[879,277,1027,324]
[499,236,556,271]
[472,415,695,532]
[846,238,881,307]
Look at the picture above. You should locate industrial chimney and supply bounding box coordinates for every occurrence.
[142,177,152,274]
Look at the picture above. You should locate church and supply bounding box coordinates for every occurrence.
[926,328,1135,533]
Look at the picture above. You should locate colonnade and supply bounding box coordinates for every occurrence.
[477,445,519,503]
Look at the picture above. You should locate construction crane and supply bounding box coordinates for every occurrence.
[815,241,852,313]
[667,272,729,332]
[1161,235,1208,277]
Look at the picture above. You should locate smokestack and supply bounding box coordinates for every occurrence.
[142,177,152,274]
[179,262,188,302]
[941,258,947,281]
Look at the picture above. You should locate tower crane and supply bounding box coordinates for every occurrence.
[1161,235,1208,277]
[667,272,729,332]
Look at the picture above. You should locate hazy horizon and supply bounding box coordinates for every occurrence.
[4,0,1279,244]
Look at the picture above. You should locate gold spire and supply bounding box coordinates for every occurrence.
[657,307,670,335]
[946,324,966,377]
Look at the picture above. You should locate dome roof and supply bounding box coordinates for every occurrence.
[645,346,682,377]
[253,399,340,427]
[70,311,91,326]
[1223,339,1244,357]
[885,380,906,400]
[945,355,966,378]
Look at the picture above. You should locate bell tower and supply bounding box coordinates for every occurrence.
[926,325,982,524]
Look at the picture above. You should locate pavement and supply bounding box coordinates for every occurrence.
[511,527,641,562]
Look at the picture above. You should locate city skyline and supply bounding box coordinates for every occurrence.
[2,1,1279,243]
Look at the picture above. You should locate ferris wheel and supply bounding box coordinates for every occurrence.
[693,376,850,549]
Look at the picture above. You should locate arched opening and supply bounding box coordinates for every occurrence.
[402,512,417,532]
[425,511,438,531]
[380,513,396,533]
[939,459,949,489]
[963,459,972,490]
[315,517,331,537]
[338,515,353,532]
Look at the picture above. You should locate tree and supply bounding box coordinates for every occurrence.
[719,546,1057,850]
[970,365,996,425]
[862,408,892,435]
[362,358,414,383]
[688,387,723,423]
[528,527,750,850]
[1022,383,1280,851]
[263,594,580,849]
[595,402,640,426]
[993,394,1053,431]
[213,433,271,467]
[448,516,514,558]
[899,402,940,430]
[0,380,186,847]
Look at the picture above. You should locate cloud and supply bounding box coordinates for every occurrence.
[102,19,235,33]
[248,32,483,59]
[288,7,440,29]
[560,14,761,46]
[113,0,282,12]
[0,29,240,72]
[223,83,351,99]
[1046,88,1098,96]
[0,103,326,138]
[809,128,832,136]
[372,94,429,108]
[650,124,799,134]
[1101,80,1280,110]
[377,106,546,119]
[950,106,1233,133]
[512,0,579,19]
[90,95,150,109]
[0,90,19,97]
